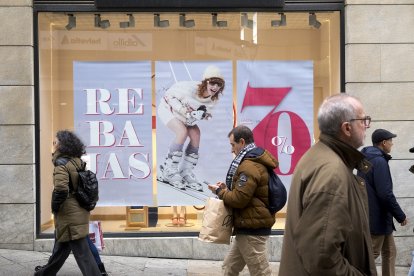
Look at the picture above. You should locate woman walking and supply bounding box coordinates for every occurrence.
[35,130,100,276]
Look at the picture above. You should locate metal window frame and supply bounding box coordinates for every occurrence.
[33,0,345,239]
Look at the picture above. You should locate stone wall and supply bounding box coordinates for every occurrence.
[1,0,414,266]
[345,0,414,267]
[0,0,35,250]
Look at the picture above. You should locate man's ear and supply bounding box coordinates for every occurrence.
[341,122,352,137]
[240,138,246,146]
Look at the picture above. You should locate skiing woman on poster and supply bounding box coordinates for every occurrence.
[157,65,225,225]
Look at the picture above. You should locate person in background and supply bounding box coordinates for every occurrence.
[279,94,377,275]
[408,146,414,276]
[36,235,108,276]
[208,125,277,276]
[358,129,408,276]
[34,130,101,276]
[86,236,107,275]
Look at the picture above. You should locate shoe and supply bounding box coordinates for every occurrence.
[178,216,186,226]
[184,180,203,192]
[98,263,108,276]
[178,208,187,226]
[35,265,44,272]
[172,217,179,225]
[180,154,203,192]
[160,152,185,190]
[181,171,203,191]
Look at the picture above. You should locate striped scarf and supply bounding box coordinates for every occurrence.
[225,142,257,190]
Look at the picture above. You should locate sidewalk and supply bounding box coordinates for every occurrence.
[0,248,410,275]
[0,248,280,276]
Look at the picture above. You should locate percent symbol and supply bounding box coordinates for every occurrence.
[271,136,295,155]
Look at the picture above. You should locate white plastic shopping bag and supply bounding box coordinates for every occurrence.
[89,221,105,252]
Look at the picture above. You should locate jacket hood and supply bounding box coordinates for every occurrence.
[244,147,278,170]
[361,146,392,161]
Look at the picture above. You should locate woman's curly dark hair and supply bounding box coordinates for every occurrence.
[56,130,86,158]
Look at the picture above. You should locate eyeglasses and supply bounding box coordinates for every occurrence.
[350,116,371,127]
[207,80,224,88]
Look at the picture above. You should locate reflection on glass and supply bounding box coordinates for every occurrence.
[38,11,340,235]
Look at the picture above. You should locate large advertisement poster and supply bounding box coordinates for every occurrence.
[73,61,153,206]
[237,61,313,191]
[155,61,234,205]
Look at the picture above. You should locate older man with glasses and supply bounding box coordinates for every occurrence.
[357,129,408,276]
[280,94,377,275]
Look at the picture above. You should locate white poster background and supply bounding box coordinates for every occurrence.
[155,61,234,205]
[237,61,314,191]
[74,61,153,206]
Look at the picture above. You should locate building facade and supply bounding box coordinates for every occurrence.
[0,0,413,267]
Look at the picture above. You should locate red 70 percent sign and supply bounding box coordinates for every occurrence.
[241,82,311,175]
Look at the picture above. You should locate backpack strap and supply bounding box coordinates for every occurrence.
[54,157,75,192]
[62,158,80,193]
[69,159,86,172]
[67,159,88,192]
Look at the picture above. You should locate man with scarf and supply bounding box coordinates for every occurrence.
[208,125,277,276]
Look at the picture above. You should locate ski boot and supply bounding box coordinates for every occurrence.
[159,151,186,190]
[180,153,204,192]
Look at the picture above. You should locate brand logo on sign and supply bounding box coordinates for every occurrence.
[108,33,152,51]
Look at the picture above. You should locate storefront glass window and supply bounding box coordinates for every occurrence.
[37,11,340,235]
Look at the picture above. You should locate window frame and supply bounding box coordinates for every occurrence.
[33,0,345,239]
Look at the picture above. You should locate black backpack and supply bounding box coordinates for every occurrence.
[267,169,287,214]
[68,159,99,211]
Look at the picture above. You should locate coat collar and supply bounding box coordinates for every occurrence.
[374,146,392,161]
[319,133,371,174]
[52,151,78,167]
[52,150,62,165]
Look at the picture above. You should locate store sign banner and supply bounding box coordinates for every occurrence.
[39,31,152,52]
[194,36,255,59]
[155,61,234,205]
[53,31,105,51]
[107,33,152,52]
[74,61,153,206]
[237,61,313,191]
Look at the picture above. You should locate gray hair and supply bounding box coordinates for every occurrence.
[317,94,358,136]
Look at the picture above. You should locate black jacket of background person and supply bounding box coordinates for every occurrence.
[357,146,406,235]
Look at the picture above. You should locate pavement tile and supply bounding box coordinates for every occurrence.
[145,258,188,269]
[0,249,412,276]
[143,267,187,276]
[0,255,14,266]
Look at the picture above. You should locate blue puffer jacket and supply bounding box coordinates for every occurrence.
[357,146,406,235]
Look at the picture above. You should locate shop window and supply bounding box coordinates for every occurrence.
[37,11,340,235]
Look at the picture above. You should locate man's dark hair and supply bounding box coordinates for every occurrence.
[56,130,86,158]
[228,125,254,144]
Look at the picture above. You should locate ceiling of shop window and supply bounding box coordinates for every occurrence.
[39,12,335,31]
